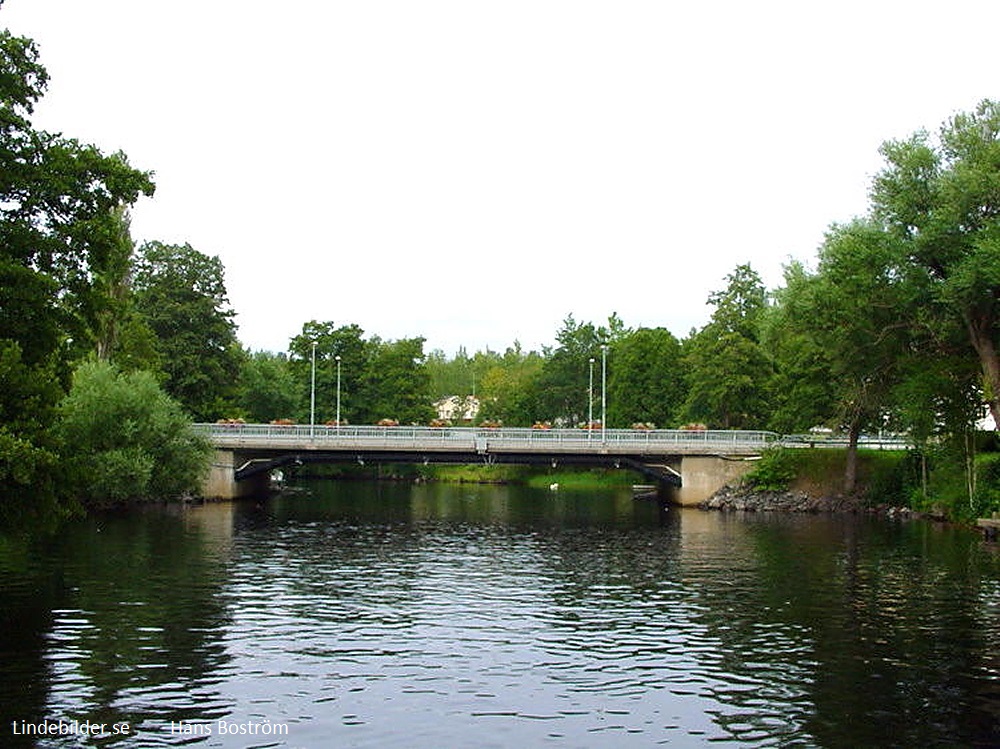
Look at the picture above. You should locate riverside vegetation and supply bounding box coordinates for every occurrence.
[704,444,1000,523]
[2,12,1000,525]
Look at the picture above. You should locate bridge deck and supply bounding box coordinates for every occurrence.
[198,424,779,456]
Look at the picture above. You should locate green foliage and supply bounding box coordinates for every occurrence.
[288,322,433,425]
[475,343,544,426]
[907,438,1000,521]
[289,321,368,423]
[55,361,211,507]
[971,452,1000,519]
[743,447,801,492]
[236,350,298,422]
[417,464,529,484]
[532,314,615,426]
[426,347,480,399]
[0,25,153,522]
[859,450,923,507]
[362,337,434,425]
[131,241,242,421]
[872,99,1000,428]
[763,261,836,433]
[0,341,65,522]
[0,27,153,367]
[683,264,773,429]
[608,327,686,428]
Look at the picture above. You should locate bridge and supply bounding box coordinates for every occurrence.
[196,423,780,505]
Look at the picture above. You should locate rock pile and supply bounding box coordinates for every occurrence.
[701,485,865,513]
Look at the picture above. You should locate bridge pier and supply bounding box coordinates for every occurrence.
[673,455,755,506]
[202,449,270,500]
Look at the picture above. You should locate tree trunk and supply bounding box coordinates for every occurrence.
[966,315,1000,430]
[844,421,861,495]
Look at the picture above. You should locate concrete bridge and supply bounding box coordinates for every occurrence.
[197,423,780,505]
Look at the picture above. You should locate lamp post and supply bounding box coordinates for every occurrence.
[310,340,317,438]
[588,357,595,441]
[601,344,608,444]
[335,355,342,431]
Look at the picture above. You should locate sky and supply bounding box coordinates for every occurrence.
[4,0,1000,357]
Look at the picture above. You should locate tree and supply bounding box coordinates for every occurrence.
[0,27,153,366]
[288,321,368,424]
[682,264,773,429]
[236,350,298,423]
[360,337,434,425]
[131,241,242,421]
[607,327,686,428]
[767,222,914,492]
[476,343,544,426]
[55,361,211,507]
[872,100,1000,429]
[0,21,153,519]
[0,341,63,520]
[90,206,137,362]
[533,314,630,426]
[287,323,433,425]
[762,260,836,434]
[426,347,478,400]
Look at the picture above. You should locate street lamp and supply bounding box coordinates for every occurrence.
[601,344,608,444]
[310,340,317,438]
[335,355,342,430]
[588,357,595,441]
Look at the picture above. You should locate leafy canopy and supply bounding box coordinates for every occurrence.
[56,361,211,507]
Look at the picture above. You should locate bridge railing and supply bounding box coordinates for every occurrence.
[194,423,781,451]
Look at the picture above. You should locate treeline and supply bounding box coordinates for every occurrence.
[3,15,1000,521]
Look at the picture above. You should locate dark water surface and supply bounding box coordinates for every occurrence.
[2,481,999,747]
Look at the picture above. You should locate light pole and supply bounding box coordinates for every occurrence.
[588,357,595,441]
[335,355,342,430]
[310,340,317,438]
[601,344,608,444]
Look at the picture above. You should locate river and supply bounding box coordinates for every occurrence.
[1,480,998,747]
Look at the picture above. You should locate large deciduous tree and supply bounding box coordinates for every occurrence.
[361,337,434,425]
[682,264,773,429]
[607,327,685,428]
[768,223,913,492]
[477,343,544,426]
[288,322,433,425]
[236,350,298,423]
[131,241,242,421]
[872,99,1000,429]
[289,321,368,424]
[533,314,629,427]
[0,19,154,517]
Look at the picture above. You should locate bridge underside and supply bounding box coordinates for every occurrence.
[205,447,757,506]
[233,449,684,487]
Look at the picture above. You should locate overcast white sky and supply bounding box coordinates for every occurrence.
[4,0,999,356]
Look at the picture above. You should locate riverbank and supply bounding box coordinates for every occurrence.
[700,483,947,521]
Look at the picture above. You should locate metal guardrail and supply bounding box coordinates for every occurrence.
[781,434,912,451]
[194,423,781,453]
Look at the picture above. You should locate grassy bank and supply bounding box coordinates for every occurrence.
[292,462,644,490]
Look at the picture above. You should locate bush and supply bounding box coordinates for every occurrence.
[56,361,211,507]
[743,447,800,492]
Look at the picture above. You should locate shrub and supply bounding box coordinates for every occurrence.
[56,361,211,507]
[743,447,800,492]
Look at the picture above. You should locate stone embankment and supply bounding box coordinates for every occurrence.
[700,484,936,519]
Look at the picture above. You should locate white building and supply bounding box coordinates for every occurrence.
[434,395,480,423]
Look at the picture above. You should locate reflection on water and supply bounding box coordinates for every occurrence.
[1,481,998,747]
